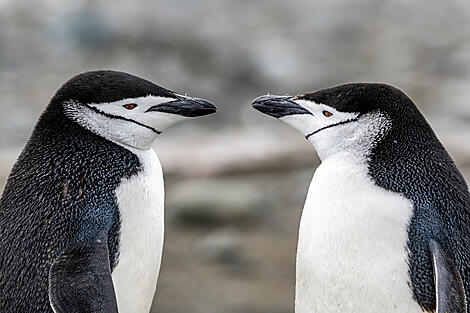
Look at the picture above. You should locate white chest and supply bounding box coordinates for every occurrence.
[112,148,164,313]
[295,153,422,313]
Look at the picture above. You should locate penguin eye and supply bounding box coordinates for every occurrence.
[322,110,333,117]
[123,103,137,110]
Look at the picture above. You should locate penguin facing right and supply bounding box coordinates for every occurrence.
[0,70,217,313]
[252,83,470,313]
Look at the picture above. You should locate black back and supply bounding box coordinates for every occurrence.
[0,73,144,312]
[301,83,470,312]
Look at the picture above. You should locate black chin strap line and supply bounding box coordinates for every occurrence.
[305,114,362,140]
[84,103,162,134]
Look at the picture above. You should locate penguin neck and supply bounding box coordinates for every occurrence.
[312,142,367,163]
[61,100,159,150]
[110,138,156,156]
[35,107,144,164]
[367,116,470,207]
[308,111,392,162]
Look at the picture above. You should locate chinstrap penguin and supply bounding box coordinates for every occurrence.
[0,70,217,313]
[253,84,470,313]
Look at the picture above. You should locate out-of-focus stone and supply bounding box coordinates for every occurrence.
[156,128,317,178]
[167,178,269,228]
[195,229,248,272]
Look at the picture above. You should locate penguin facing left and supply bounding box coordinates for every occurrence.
[253,84,470,313]
[0,70,217,313]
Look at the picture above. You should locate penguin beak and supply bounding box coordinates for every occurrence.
[252,95,312,118]
[146,96,217,117]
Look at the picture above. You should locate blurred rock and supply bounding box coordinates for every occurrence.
[195,229,249,273]
[168,178,268,228]
[156,127,317,178]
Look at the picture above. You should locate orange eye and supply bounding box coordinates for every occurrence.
[123,103,137,110]
[322,110,333,117]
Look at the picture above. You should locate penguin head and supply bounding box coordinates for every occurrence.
[253,83,421,160]
[52,70,217,150]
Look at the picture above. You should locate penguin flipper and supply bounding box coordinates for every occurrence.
[48,234,118,313]
[429,239,467,313]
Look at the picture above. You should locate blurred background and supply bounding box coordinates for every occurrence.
[1,0,470,312]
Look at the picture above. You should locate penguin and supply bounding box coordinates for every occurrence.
[0,70,217,313]
[252,83,470,313]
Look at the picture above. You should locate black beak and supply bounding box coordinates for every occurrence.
[252,95,312,118]
[146,96,217,117]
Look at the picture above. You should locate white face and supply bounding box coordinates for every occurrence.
[279,99,391,161]
[63,95,191,150]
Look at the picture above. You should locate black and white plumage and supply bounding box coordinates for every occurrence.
[0,70,217,313]
[253,83,470,313]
